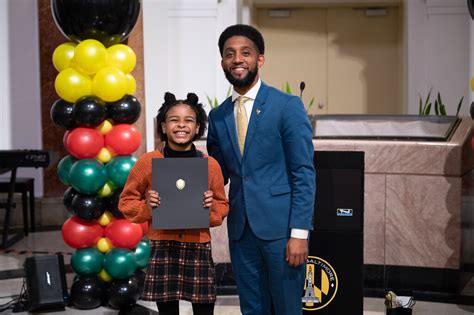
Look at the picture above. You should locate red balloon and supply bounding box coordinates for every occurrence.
[140,222,148,236]
[105,124,141,155]
[63,130,70,147]
[62,216,104,249]
[105,219,142,249]
[66,127,104,159]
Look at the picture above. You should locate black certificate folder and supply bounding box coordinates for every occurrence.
[152,158,208,229]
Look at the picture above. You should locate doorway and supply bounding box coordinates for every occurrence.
[254,6,403,114]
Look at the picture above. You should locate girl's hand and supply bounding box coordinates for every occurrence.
[203,190,213,208]
[147,190,160,209]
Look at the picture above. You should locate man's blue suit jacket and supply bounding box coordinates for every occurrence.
[207,82,316,241]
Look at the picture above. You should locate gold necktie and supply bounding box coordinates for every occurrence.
[236,96,250,154]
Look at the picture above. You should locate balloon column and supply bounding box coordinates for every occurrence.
[50,0,150,310]
[471,77,474,150]
[469,0,474,149]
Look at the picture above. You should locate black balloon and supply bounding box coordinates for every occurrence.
[470,101,474,119]
[51,99,77,129]
[71,193,105,221]
[51,0,141,46]
[131,270,145,289]
[105,189,124,218]
[469,0,474,19]
[107,95,141,124]
[107,277,140,310]
[70,276,106,310]
[63,187,79,213]
[73,96,106,127]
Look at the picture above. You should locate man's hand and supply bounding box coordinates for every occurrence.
[203,190,213,208]
[147,190,160,210]
[286,237,308,267]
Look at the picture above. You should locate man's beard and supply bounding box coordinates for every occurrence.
[224,67,258,88]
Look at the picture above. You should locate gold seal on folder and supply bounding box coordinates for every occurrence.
[176,179,185,190]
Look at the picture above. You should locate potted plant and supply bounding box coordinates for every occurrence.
[418,88,464,116]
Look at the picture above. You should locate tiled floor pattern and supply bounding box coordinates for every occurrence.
[1,231,474,314]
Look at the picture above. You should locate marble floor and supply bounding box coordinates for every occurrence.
[1,230,474,314]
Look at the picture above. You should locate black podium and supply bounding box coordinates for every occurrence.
[302,151,364,314]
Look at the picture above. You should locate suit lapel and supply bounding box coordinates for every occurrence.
[222,99,242,161]
[243,83,269,157]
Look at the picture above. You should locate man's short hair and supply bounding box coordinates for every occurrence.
[218,24,265,56]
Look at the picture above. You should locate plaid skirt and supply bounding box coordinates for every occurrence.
[140,240,216,303]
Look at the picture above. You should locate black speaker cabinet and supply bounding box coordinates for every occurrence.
[303,151,364,315]
[24,255,68,312]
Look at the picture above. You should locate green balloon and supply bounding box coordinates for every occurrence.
[57,155,76,185]
[134,239,151,269]
[104,248,138,280]
[69,159,107,194]
[105,155,137,188]
[71,248,104,276]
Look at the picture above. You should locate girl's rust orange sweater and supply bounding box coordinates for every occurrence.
[118,150,229,243]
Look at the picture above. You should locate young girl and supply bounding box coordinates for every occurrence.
[119,92,229,315]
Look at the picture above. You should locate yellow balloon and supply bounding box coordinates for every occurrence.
[97,211,114,226]
[92,67,128,102]
[126,74,137,95]
[107,44,137,74]
[72,39,108,75]
[96,147,113,163]
[54,68,92,103]
[96,119,113,135]
[97,237,113,253]
[471,76,474,92]
[98,182,114,197]
[52,42,76,72]
[98,269,112,282]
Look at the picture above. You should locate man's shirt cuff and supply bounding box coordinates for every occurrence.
[291,228,309,239]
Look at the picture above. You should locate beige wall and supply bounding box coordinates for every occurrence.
[255,6,404,115]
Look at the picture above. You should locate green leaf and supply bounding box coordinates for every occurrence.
[307,97,315,111]
[424,103,432,115]
[206,95,220,109]
[436,92,445,115]
[456,96,464,116]
[206,95,213,108]
[434,100,439,115]
[226,85,232,98]
[283,82,292,94]
[425,88,433,109]
[419,95,423,115]
[440,104,446,115]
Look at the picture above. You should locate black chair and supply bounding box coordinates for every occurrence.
[0,167,25,248]
[0,176,35,236]
[0,149,52,248]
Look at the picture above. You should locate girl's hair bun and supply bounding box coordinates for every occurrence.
[186,93,199,105]
[164,92,176,104]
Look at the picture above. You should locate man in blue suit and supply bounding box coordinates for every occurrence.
[207,24,315,315]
